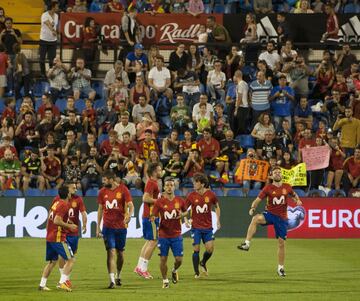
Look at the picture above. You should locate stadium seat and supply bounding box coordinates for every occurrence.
[85,188,99,197]
[226,189,244,197]
[35,98,43,111]
[98,134,109,145]
[294,189,306,197]
[75,98,86,113]
[94,98,106,109]
[43,189,58,197]
[306,189,326,197]
[15,98,23,113]
[248,189,261,197]
[92,80,104,99]
[174,189,184,196]
[213,4,225,13]
[33,81,50,97]
[130,189,143,197]
[0,99,6,113]
[55,98,67,113]
[212,188,224,197]
[3,189,23,197]
[24,188,43,197]
[328,189,346,197]
[224,183,242,188]
[237,135,255,149]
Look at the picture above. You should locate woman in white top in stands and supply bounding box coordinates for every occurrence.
[240,13,258,44]
[251,112,275,141]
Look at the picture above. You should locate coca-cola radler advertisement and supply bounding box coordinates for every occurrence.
[60,13,223,47]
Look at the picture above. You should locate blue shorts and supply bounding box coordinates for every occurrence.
[102,227,127,251]
[46,241,74,261]
[142,218,159,241]
[262,211,288,240]
[191,228,215,246]
[66,236,79,254]
[158,236,183,257]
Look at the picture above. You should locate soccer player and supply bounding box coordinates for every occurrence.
[97,170,134,288]
[185,173,221,278]
[134,162,162,279]
[152,178,188,288]
[38,185,77,292]
[237,166,303,277]
[55,182,87,288]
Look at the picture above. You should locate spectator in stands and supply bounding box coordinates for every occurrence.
[195,102,213,135]
[240,13,257,44]
[322,90,345,127]
[79,132,97,158]
[60,129,81,160]
[129,76,150,106]
[258,41,281,72]
[187,44,203,75]
[283,55,310,98]
[280,149,297,170]
[321,2,339,43]
[294,97,313,129]
[326,137,345,190]
[109,77,129,106]
[68,0,88,12]
[69,57,96,102]
[298,127,316,161]
[147,45,160,70]
[239,148,262,195]
[119,7,140,62]
[214,103,230,140]
[14,111,37,152]
[161,130,179,162]
[179,130,194,157]
[0,44,8,98]
[192,94,214,124]
[0,7,5,32]
[40,145,63,189]
[13,44,30,99]
[197,128,220,166]
[39,1,59,78]
[114,112,136,141]
[136,113,159,140]
[332,72,348,103]
[207,60,226,106]
[164,151,183,188]
[276,13,291,44]
[333,107,360,156]
[125,43,148,84]
[61,96,79,118]
[220,129,241,170]
[64,158,82,190]
[145,0,165,14]
[21,148,45,191]
[104,60,130,98]
[251,112,275,141]
[293,0,314,13]
[0,118,14,142]
[96,98,118,136]
[81,98,96,135]
[344,63,359,91]
[1,97,15,123]
[35,108,56,143]
[342,145,360,193]
[201,47,217,84]
[276,119,294,153]
[55,110,82,140]
[249,71,272,126]
[47,56,71,101]
[269,74,295,129]
[138,129,159,160]
[100,129,121,158]
[336,43,357,72]
[313,59,335,100]
[39,131,61,157]
[37,93,60,122]
[256,129,282,161]
[256,60,273,82]
[350,91,360,120]
[280,40,297,63]
[119,130,138,159]
[312,0,324,13]
[107,0,124,12]
[132,95,156,124]
[170,93,192,135]
[170,0,186,12]
[82,17,100,76]
[80,146,103,195]
[143,150,162,187]
[253,0,273,14]
[187,0,204,16]
[183,148,204,180]
[0,135,17,159]
[206,16,231,59]
[148,55,172,104]
[225,47,242,79]
[0,148,20,190]
[168,44,189,78]
[89,0,104,12]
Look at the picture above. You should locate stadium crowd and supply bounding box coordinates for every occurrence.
[0,1,359,197]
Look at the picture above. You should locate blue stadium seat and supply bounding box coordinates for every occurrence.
[213,4,225,13]
[33,81,50,97]
[35,98,43,111]
[174,189,184,197]
[3,189,23,197]
[306,189,326,197]
[130,189,143,197]
[212,188,224,197]
[24,188,43,197]
[294,189,306,197]
[15,98,23,113]
[181,182,194,188]
[92,80,104,99]
[85,188,99,197]
[344,4,359,13]
[224,183,242,188]
[226,189,244,197]
[75,98,86,113]
[55,98,67,113]
[98,134,109,145]
[94,98,106,109]
[248,189,261,197]
[0,99,6,113]
[237,135,255,149]
[43,189,58,197]
[328,189,346,197]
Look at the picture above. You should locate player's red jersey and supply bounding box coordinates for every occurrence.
[52,194,86,236]
[152,196,187,238]
[97,183,132,229]
[46,199,69,242]
[143,178,159,218]
[258,183,295,220]
[186,190,218,229]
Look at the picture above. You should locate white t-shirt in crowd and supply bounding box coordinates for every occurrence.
[236,80,249,107]
[207,70,226,88]
[148,66,171,88]
[258,51,281,71]
[192,102,214,120]
[40,11,58,42]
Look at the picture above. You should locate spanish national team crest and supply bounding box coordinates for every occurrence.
[175,202,179,209]
[195,199,199,203]
[116,192,122,199]
[272,191,276,194]
[72,201,77,208]
[164,205,168,209]
[205,197,209,203]
[282,189,287,195]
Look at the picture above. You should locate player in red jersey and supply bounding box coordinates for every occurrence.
[185,173,221,278]
[152,178,188,288]
[38,185,78,292]
[134,162,162,279]
[97,170,134,289]
[54,182,87,288]
[237,166,302,277]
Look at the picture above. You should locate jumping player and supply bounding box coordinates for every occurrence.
[152,178,188,288]
[185,173,221,278]
[38,185,77,292]
[237,166,302,277]
[97,170,134,288]
[134,163,162,279]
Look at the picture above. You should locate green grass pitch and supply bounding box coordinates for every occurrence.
[1,238,360,301]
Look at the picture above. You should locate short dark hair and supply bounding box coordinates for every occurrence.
[58,185,69,200]
[207,16,216,22]
[122,131,131,137]
[4,17,13,23]
[203,128,212,134]
[103,170,116,179]
[147,163,160,177]
[144,129,153,135]
[193,173,209,187]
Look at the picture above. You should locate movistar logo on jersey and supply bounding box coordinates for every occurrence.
[164,209,177,220]
[105,199,118,209]
[273,195,285,205]
[68,208,74,217]
[195,204,208,214]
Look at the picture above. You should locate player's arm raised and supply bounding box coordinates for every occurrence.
[54,215,78,231]
[96,204,103,238]
[249,197,262,216]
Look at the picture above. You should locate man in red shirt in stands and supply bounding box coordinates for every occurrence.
[342,145,360,192]
[38,185,77,292]
[0,135,17,158]
[40,145,64,189]
[298,128,316,162]
[37,92,60,122]
[100,130,121,159]
[119,131,138,159]
[197,128,220,166]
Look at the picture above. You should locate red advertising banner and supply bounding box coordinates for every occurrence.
[60,13,223,47]
[267,198,360,239]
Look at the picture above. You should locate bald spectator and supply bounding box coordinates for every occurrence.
[0,148,21,190]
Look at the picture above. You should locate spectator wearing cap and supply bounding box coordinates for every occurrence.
[138,129,159,160]
[47,56,72,102]
[238,148,262,195]
[333,107,360,156]
[294,97,313,129]
[21,148,45,191]
[37,93,60,122]
[148,55,172,104]
[197,128,220,166]
[0,148,20,190]
[168,44,189,78]
[256,129,282,161]
[14,111,37,152]
[104,61,130,98]
[269,74,295,130]
[125,43,148,84]
[0,135,17,159]
[40,145,63,189]
[80,146,103,195]
[342,146,360,193]
[114,112,136,141]
[136,113,159,140]
[207,60,226,107]
[131,95,156,124]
